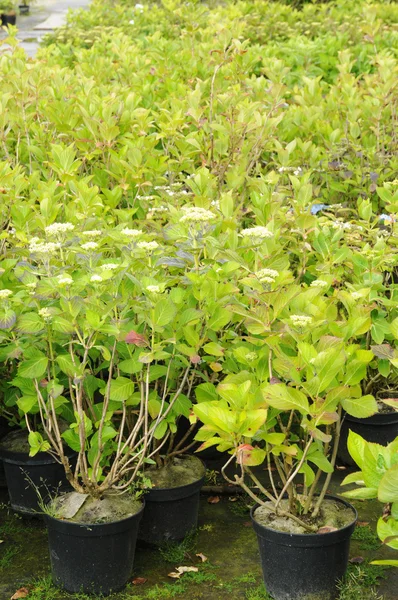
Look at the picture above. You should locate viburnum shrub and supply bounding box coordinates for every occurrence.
[0,208,240,497]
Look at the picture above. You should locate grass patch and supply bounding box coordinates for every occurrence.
[338,565,385,600]
[158,529,198,564]
[245,583,272,600]
[0,543,20,569]
[352,525,381,551]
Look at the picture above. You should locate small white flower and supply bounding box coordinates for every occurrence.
[180,207,216,223]
[146,285,161,293]
[137,241,159,251]
[135,3,144,8]
[310,279,328,288]
[81,242,99,251]
[39,307,52,323]
[290,315,313,327]
[121,228,143,237]
[256,268,279,282]
[351,292,362,300]
[45,222,75,236]
[0,289,12,299]
[100,263,119,270]
[211,200,220,209]
[26,282,37,289]
[82,230,102,238]
[90,275,103,283]
[240,226,273,239]
[129,19,135,24]
[246,352,258,362]
[58,276,73,286]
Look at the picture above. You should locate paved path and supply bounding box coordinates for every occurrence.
[1,0,90,56]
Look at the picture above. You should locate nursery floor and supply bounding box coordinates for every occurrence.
[0,465,397,600]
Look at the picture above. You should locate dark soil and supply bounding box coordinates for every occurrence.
[146,455,205,489]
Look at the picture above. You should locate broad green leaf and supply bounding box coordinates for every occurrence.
[18,355,48,379]
[0,308,16,330]
[207,307,232,332]
[341,395,377,418]
[377,517,398,550]
[17,313,44,334]
[341,487,378,499]
[195,383,218,403]
[17,395,38,414]
[153,300,176,327]
[56,354,82,378]
[378,463,398,503]
[262,383,309,414]
[346,430,367,468]
[341,471,364,486]
[109,377,135,402]
[153,420,168,440]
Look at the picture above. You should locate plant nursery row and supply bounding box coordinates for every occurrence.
[0,0,397,598]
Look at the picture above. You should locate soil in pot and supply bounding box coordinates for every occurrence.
[251,496,357,600]
[0,430,75,516]
[139,455,206,545]
[46,491,144,595]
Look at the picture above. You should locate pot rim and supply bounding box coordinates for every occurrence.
[250,494,357,539]
[144,455,206,493]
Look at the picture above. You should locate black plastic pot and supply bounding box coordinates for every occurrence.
[46,502,144,595]
[338,411,398,466]
[251,495,357,600]
[18,4,29,14]
[0,443,75,516]
[1,13,17,25]
[139,469,205,545]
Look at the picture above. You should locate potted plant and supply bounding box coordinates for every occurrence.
[341,431,398,567]
[193,276,378,599]
[0,0,16,25]
[18,0,29,15]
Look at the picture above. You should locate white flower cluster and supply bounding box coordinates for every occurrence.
[290,315,313,327]
[310,279,328,288]
[100,263,119,270]
[58,276,73,286]
[180,207,216,223]
[81,242,99,251]
[45,222,74,236]
[240,226,273,239]
[278,166,303,175]
[90,275,103,283]
[137,241,159,251]
[39,307,52,322]
[147,206,168,217]
[330,221,352,230]
[146,285,161,293]
[29,238,61,255]
[82,230,102,238]
[256,268,279,283]
[245,352,258,362]
[0,289,12,299]
[121,228,143,237]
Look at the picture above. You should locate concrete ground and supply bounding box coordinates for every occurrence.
[0,0,90,57]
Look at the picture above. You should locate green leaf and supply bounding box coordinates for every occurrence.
[17,395,38,414]
[153,300,176,327]
[341,471,364,486]
[377,517,398,550]
[56,354,82,378]
[195,383,218,403]
[153,420,168,440]
[262,383,309,414]
[203,342,224,357]
[341,395,378,418]
[109,377,135,402]
[52,316,75,334]
[347,430,367,468]
[378,463,398,504]
[207,307,232,332]
[371,560,398,566]
[18,355,48,379]
[0,308,16,330]
[17,313,45,334]
[119,359,142,374]
[341,487,378,499]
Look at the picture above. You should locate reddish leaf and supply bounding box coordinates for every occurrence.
[207,496,220,504]
[317,526,338,534]
[243,521,252,527]
[11,588,29,599]
[190,355,201,364]
[125,330,148,347]
[349,556,364,564]
[132,577,147,585]
[357,521,369,527]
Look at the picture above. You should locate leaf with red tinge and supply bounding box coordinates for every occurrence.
[132,577,147,585]
[317,526,338,534]
[208,496,220,504]
[11,588,29,599]
[190,354,201,364]
[349,556,364,564]
[125,330,149,347]
[196,553,208,562]
[168,566,198,579]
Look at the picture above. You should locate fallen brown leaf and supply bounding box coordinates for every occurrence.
[132,577,147,585]
[357,521,369,527]
[11,588,29,599]
[336,465,347,470]
[196,553,208,563]
[317,526,338,534]
[168,566,199,579]
[243,521,252,528]
[207,496,220,504]
[349,556,364,564]
[228,496,238,502]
